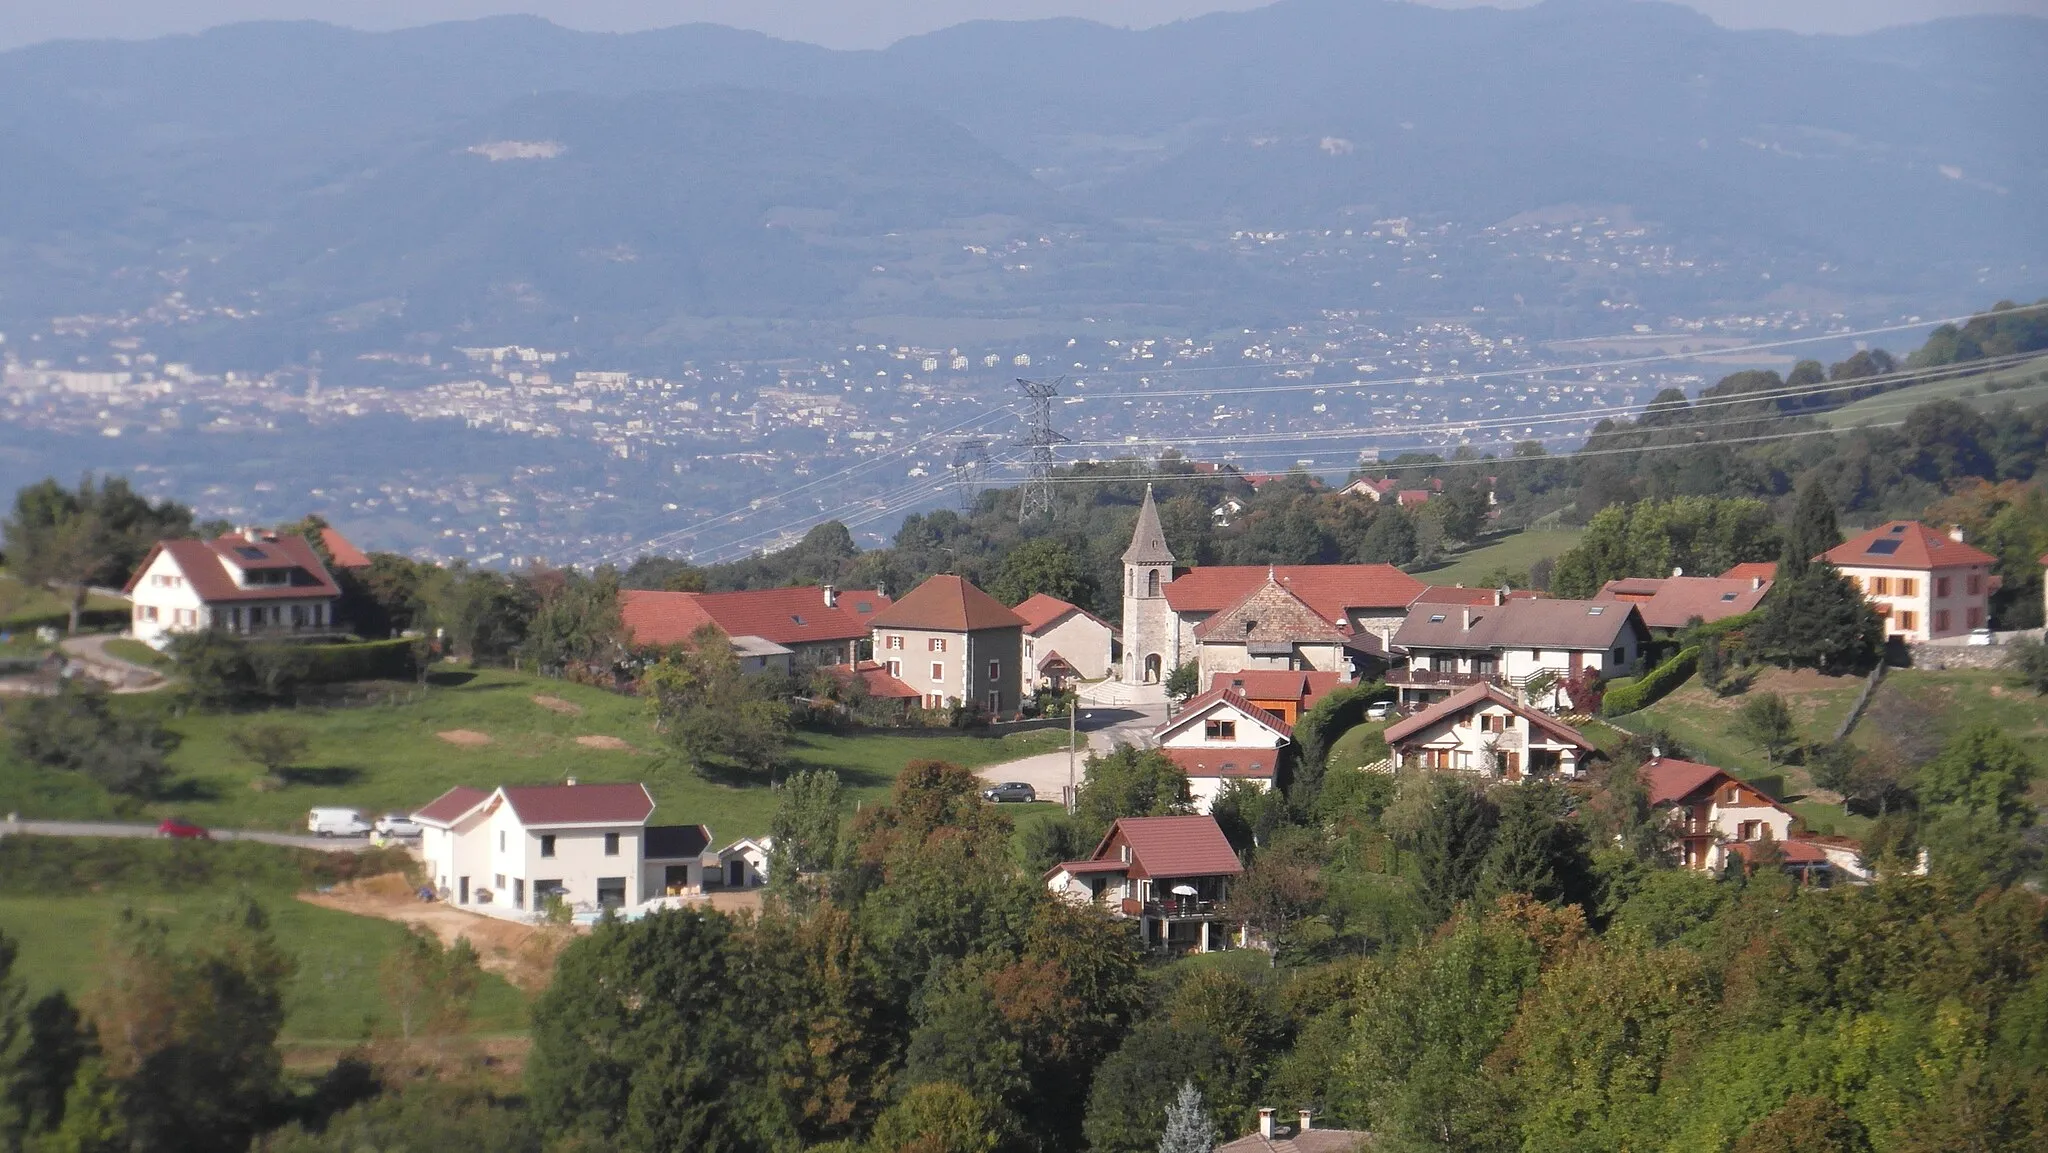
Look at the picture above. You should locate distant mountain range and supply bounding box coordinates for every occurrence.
[0,0,2041,358]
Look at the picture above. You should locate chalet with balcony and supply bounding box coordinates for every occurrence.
[1642,756,1805,874]
[1154,687,1294,811]
[1383,681,1597,779]
[1388,594,1649,710]
[124,529,345,649]
[1044,815,1244,953]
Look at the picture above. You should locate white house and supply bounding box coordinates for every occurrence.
[1014,593,1116,693]
[413,781,714,918]
[122,529,343,649]
[1641,757,1840,881]
[1382,681,1598,780]
[1821,521,1998,642]
[1388,594,1650,710]
[716,836,774,888]
[1153,687,1292,812]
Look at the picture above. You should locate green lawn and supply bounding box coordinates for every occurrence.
[101,637,171,668]
[0,888,527,1044]
[1412,529,1586,588]
[1327,720,1392,771]
[75,667,1064,840]
[0,574,128,629]
[1821,354,2048,429]
[1611,666,1868,777]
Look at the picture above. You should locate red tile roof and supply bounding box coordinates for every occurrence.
[319,527,373,569]
[620,586,889,649]
[1101,815,1244,878]
[1158,687,1296,741]
[1011,592,1110,635]
[414,786,489,826]
[124,534,342,603]
[1192,574,1348,644]
[868,574,1024,632]
[1161,747,1278,779]
[1823,521,1998,571]
[1383,681,1591,749]
[501,782,655,827]
[1412,585,1544,607]
[1730,839,1829,865]
[828,660,921,700]
[1164,564,1426,618]
[1720,562,1778,583]
[1639,756,1730,806]
[1209,669,1344,710]
[1595,575,1772,630]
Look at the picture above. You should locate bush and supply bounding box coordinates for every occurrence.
[0,837,416,896]
[297,639,419,685]
[1601,646,1700,716]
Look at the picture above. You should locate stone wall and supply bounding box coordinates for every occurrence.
[1903,643,2017,672]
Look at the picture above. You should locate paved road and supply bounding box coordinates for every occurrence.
[1,818,379,853]
[976,701,1170,800]
[58,634,167,693]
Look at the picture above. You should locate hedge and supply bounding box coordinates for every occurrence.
[0,837,416,896]
[0,607,130,634]
[293,638,419,684]
[1682,608,1764,643]
[1601,645,1699,716]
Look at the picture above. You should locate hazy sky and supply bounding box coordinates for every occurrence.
[2,0,2042,51]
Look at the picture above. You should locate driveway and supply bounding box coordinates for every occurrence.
[976,701,1170,801]
[59,634,167,693]
[1,817,378,853]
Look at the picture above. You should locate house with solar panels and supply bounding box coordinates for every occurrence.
[1821,521,1997,642]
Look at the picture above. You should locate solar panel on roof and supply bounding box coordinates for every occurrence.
[1866,539,1902,555]
[1721,592,1739,601]
[235,546,266,560]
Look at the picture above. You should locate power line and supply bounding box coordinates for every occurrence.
[1013,376,1069,522]
[949,437,991,512]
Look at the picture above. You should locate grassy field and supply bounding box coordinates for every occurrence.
[1414,529,1585,588]
[0,574,128,629]
[1327,719,1392,771]
[1821,354,2048,429]
[101,637,171,668]
[59,667,1066,839]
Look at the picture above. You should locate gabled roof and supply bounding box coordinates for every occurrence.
[1157,687,1295,742]
[1639,756,1730,806]
[1729,838,1829,865]
[414,785,490,827]
[1036,649,1080,674]
[620,586,889,649]
[1012,592,1110,635]
[644,824,712,860]
[1595,575,1771,630]
[1392,597,1645,652]
[828,660,921,700]
[319,526,373,569]
[1193,572,1349,645]
[1383,681,1592,749]
[1721,561,1779,583]
[1822,521,1997,571]
[1210,669,1344,710]
[1082,815,1243,879]
[124,533,342,603]
[1216,1125,1373,1153]
[500,782,655,827]
[1123,484,1178,565]
[1161,747,1278,779]
[1165,564,1427,619]
[868,574,1024,632]
[1413,585,1543,607]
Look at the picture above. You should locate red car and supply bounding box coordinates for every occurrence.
[156,818,210,840]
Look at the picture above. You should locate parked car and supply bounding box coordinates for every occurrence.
[307,807,373,837]
[982,781,1037,804]
[373,813,422,838]
[157,818,210,840]
[1366,701,1396,722]
[1966,627,1995,647]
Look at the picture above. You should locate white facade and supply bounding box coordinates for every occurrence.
[1023,609,1115,691]
[416,786,655,919]
[1154,693,1288,812]
[1837,565,1990,643]
[127,538,338,649]
[717,837,773,887]
[1387,689,1594,780]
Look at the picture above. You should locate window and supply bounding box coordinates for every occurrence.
[1967,607,1984,629]
[1739,821,1760,842]
[1937,577,1951,598]
[885,635,904,651]
[1204,719,1237,740]
[1895,611,1917,632]
[1898,578,1916,596]
[540,834,556,858]
[1587,605,1605,616]
[603,833,620,857]
[886,659,901,677]
[1872,577,1891,595]
[1612,647,1625,664]
[928,637,947,652]
[987,660,1000,681]
[1967,574,1984,596]
[1147,570,1161,597]
[924,693,942,710]
[513,878,525,909]
[1120,844,1132,863]
[1935,610,1950,633]
[931,662,945,682]
[1428,614,1446,623]
[139,606,158,622]
[499,831,506,851]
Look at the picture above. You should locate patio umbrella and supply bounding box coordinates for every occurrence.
[1171,884,1198,896]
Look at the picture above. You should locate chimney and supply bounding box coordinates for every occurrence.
[1493,587,1504,607]
[1949,524,1965,543]
[1752,576,1765,591]
[1299,1110,1314,1132]
[241,526,264,543]
[1461,607,1474,631]
[823,585,839,608]
[1258,1109,1276,1140]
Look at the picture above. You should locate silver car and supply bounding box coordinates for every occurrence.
[373,813,423,838]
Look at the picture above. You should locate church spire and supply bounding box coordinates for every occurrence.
[1122,484,1177,566]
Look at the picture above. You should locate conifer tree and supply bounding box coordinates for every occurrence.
[1415,776,1500,922]
[1157,1080,1215,1153]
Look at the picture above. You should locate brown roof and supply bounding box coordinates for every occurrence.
[1166,564,1426,619]
[1595,575,1771,630]
[1090,815,1243,878]
[1036,650,1080,674]
[828,660,921,700]
[1392,597,1646,652]
[1730,839,1829,865]
[1216,1126,1372,1153]
[868,574,1024,632]
[319,526,373,569]
[1413,586,1544,607]
[620,586,889,649]
[1639,756,1731,806]
[1720,562,1778,582]
[1123,484,1178,565]
[500,782,655,827]
[413,785,490,826]
[1157,687,1296,742]
[1011,592,1110,635]
[1210,669,1345,710]
[123,533,342,603]
[1823,521,1998,571]
[1194,573,1349,645]
[1161,747,1278,779]
[1383,681,1592,749]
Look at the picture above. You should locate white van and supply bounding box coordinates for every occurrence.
[307,807,372,837]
